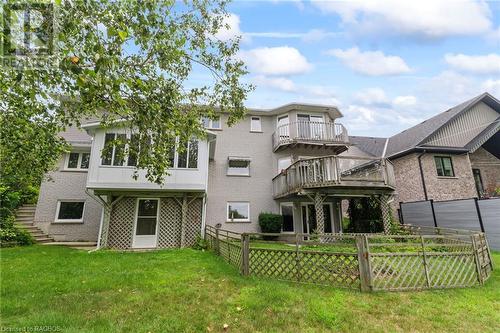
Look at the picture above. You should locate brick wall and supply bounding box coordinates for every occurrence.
[469,147,500,196]
[391,152,477,213]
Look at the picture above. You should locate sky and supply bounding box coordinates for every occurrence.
[199,0,500,137]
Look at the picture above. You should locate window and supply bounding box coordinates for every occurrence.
[55,201,85,222]
[176,139,199,169]
[277,156,292,173]
[250,116,262,132]
[473,169,484,197]
[66,152,90,170]
[101,133,126,166]
[227,202,250,222]
[135,199,158,235]
[227,157,250,176]
[280,203,294,232]
[202,116,221,129]
[434,156,455,177]
[277,115,289,138]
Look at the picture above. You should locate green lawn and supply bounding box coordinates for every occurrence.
[1,246,499,333]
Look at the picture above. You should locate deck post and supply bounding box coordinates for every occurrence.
[180,194,188,247]
[314,192,326,234]
[379,195,392,234]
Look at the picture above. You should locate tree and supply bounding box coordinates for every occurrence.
[0,0,252,186]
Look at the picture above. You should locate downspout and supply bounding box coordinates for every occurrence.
[417,151,428,201]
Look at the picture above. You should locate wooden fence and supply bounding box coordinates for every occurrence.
[204,225,493,292]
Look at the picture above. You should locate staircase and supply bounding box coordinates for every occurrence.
[15,204,54,243]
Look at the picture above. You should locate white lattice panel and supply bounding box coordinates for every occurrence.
[108,197,135,249]
[158,198,182,248]
[185,198,203,246]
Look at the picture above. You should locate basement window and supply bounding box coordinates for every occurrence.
[227,202,250,222]
[227,157,251,176]
[55,201,85,222]
[434,156,455,177]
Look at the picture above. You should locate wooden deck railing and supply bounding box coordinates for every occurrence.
[272,155,396,198]
[272,121,349,150]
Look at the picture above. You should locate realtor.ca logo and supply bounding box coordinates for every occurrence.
[1,1,58,68]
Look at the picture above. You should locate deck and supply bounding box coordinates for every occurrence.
[272,121,349,152]
[272,155,396,199]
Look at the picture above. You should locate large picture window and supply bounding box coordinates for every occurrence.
[101,133,198,169]
[227,202,250,222]
[434,156,455,177]
[55,201,85,222]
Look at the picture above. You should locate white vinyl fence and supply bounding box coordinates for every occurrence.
[400,198,500,250]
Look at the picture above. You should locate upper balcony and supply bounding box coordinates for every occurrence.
[272,155,395,199]
[272,121,349,153]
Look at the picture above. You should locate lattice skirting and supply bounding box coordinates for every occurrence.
[107,196,203,249]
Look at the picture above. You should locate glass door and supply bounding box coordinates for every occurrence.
[277,115,289,140]
[133,199,159,248]
[301,203,333,236]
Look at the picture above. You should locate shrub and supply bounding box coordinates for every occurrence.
[258,213,283,234]
[192,236,208,250]
[0,215,34,247]
[21,185,39,204]
[0,186,21,210]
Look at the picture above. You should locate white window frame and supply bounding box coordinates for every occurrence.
[173,138,199,170]
[280,202,294,233]
[101,132,127,167]
[226,202,250,222]
[65,151,90,171]
[227,157,251,176]
[202,116,222,130]
[54,200,86,223]
[132,198,160,248]
[250,116,262,132]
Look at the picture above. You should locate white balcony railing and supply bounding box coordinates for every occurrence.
[272,155,395,198]
[272,121,349,150]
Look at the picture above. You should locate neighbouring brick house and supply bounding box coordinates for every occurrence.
[352,92,500,212]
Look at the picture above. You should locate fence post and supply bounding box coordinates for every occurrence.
[470,235,484,285]
[473,198,485,232]
[356,235,372,292]
[241,233,250,276]
[295,233,301,282]
[215,227,220,256]
[420,236,431,288]
[430,200,438,228]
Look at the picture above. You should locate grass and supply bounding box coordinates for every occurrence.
[1,246,499,333]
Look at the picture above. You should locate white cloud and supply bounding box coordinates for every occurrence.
[214,13,243,42]
[327,47,411,76]
[393,95,417,107]
[245,29,341,42]
[312,0,492,39]
[444,53,500,75]
[482,79,500,97]
[354,88,389,106]
[238,46,313,76]
[253,75,296,92]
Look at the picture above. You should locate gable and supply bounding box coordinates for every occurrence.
[422,102,499,148]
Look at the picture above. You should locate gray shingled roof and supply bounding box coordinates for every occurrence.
[59,126,92,145]
[349,136,387,157]
[385,92,500,157]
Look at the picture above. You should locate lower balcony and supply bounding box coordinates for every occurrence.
[272,155,395,199]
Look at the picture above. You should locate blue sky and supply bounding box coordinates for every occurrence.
[204,0,500,137]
